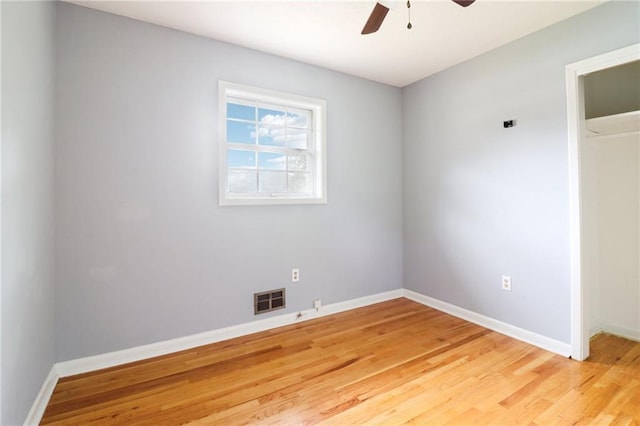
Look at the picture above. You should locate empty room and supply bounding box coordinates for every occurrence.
[2,0,639,424]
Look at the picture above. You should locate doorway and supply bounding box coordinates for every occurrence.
[566,43,640,361]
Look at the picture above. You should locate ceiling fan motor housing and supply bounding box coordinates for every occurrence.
[361,0,475,34]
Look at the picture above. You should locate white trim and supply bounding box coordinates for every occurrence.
[566,43,640,361]
[32,287,576,422]
[55,289,403,378]
[586,130,640,140]
[566,60,587,360]
[403,289,572,357]
[23,366,58,426]
[31,289,402,423]
[589,324,603,339]
[0,2,3,422]
[598,323,640,343]
[585,110,640,136]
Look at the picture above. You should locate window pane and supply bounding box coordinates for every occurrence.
[287,110,309,128]
[259,171,287,193]
[288,172,311,194]
[228,170,257,193]
[227,120,256,144]
[288,153,309,171]
[227,103,255,121]
[258,125,286,146]
[287,128,308,149]
[227,150,256,168]
[258,152,286,170]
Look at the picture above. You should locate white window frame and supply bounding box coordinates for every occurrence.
[218,81,327,206]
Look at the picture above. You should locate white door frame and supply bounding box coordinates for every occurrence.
[566,43,640,361]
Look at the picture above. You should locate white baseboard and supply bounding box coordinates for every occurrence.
[599,323,640,342]
[30,287,574,424]
[28,289,401,424]
[589,324,603,338]
[55,289,404,378]
[402,289,572,357]
[24,366,58,426]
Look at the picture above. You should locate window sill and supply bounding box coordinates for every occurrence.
[219,195,327,206]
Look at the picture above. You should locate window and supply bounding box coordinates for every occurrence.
[219,81,327,206]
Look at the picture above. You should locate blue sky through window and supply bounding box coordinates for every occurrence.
[227,103,255,121]
[227,150,255,168]
[227,120,255,144]
[258,125,285,146]
[258,152,286,170]
[227,103,310,149]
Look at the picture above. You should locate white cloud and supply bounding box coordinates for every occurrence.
[249,113,308,147]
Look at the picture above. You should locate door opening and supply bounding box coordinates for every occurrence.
[566,43,640,360]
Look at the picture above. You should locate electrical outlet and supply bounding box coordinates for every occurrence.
[502,275,512,291]
[314,299,322,310]
[292,268,300,283]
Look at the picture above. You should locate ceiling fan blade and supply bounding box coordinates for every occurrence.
[452,0,475,6]
[361,3,389,35]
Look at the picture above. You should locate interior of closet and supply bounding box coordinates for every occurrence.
[582,60,640,342]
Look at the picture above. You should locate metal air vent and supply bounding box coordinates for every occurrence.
[254,288,286,314]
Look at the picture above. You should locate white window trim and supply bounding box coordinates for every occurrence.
[218,80,327,206]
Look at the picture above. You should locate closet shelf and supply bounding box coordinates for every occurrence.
[585,110,640,137]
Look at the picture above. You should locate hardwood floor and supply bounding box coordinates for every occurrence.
[41,298,640,425]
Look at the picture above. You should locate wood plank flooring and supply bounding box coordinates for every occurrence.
[41,298,640,425]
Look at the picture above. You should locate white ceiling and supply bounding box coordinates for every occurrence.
[68,0,606,87]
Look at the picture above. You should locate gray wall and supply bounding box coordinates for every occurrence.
[1,1,57,424]
[54,3,403,361]
[403,1,640,344]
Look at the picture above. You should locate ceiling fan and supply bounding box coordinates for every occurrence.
[361,0,476,35]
